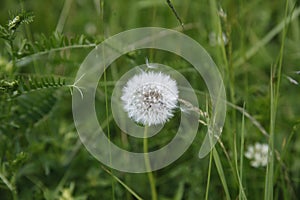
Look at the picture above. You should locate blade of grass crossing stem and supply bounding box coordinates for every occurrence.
[213,148,231,200]
[102,166,143,200]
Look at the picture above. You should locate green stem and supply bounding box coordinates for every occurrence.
[205,150,213,200]
[265,1,289,199]
[103,45,115,200]
[239,103,246,200]
[143,126,157,200]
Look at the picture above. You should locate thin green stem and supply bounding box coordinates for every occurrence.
[265,66,275,200]
[239,103,246,200]
[265,1,289,199]
[104,67,115,200]
[8,38,17,74]
[143,126,157,200]
[102,166,144,200]
[232,104,246,199]
[101,10,115,197]
[166,0,184,29]
[55,0,73,33]
[213,148,231,200]
[205,150,213,200]
[15,43,96,67]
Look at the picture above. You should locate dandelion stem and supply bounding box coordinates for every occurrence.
[143,126,157,200]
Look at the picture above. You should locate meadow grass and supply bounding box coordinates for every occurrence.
[0,0,299,199]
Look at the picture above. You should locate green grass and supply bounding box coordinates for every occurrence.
[0,0,300,199]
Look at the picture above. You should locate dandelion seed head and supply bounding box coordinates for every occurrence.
[121,71,179,126]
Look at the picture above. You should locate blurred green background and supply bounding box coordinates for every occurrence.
[0,0,299,199]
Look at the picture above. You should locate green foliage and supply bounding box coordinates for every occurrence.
[0,0,299,200]
[0,75,66,132]
[17,76,66,94]
[0,10,34,41]
[15,32,95,60]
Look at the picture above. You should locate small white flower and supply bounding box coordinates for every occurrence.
[121,71,179,126]
[245,142,269,168]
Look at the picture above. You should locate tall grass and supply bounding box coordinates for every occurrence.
[0,0,299,199]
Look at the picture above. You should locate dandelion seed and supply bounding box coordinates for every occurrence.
[68,73,86,99]
[121,71,179,126]
[285,75,298,85]
[145,57,158,69]
[245,142,269,168]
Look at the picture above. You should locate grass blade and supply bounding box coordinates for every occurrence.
[102,166,144,200]
[213,148,231,200]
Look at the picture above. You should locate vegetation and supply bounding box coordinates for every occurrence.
[0,0,299,199]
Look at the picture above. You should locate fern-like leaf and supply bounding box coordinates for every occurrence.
[0,76,66,132]
[16,76,66,96]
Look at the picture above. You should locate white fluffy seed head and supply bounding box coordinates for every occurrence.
[121,71,179,126]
